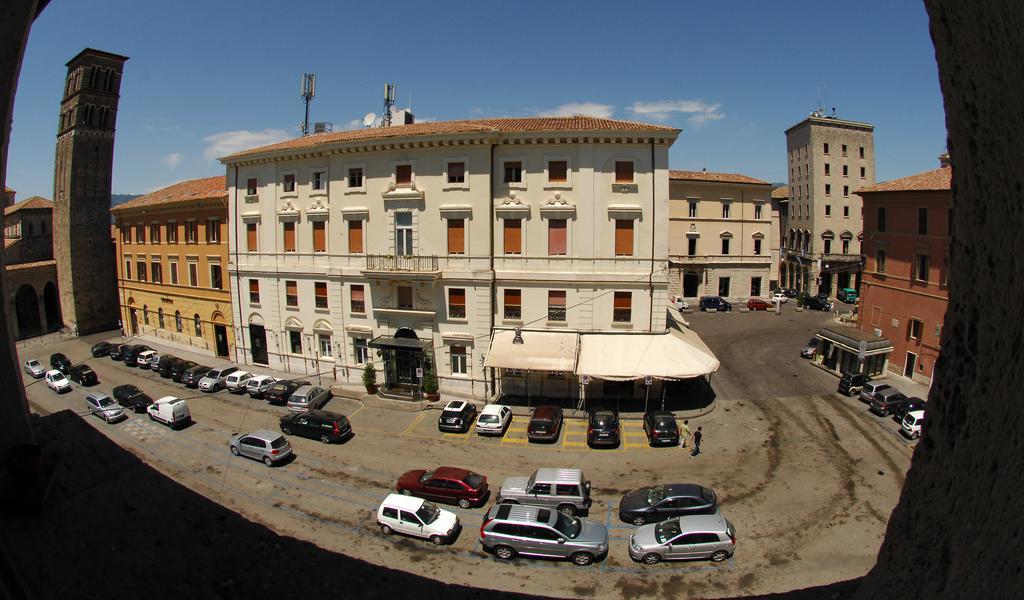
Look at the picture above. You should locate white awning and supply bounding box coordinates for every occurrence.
[483,330,578,372]
[576,329,720,381]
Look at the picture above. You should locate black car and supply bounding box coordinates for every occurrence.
[280,410,352,444]
[618,483,718,526]
[892,396,926,422]
[643,410,680,446]
[90,342,115,357]
[68,364,98,386]
[180,365,211,387]
[780,287,799,298]
[264,379,310,405]
[112,384,153,413]
[527,405,563,442]
[122,344,151,366]
[804,296,832,311]
[699,296,732,311]
[437,400,478,433]
[156,355,180,378]
[170,360,197,382]
[587,409,620,447]
[109,344,128,360]
[838,372,867,396]
[49,352,71,374]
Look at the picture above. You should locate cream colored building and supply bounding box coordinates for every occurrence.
[783,113,875,295]
[667,170,775,301]
[221,117,683,401]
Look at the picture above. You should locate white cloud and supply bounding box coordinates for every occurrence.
[539,102,615,119]
[163,152,183,168]
[628,100,725,124]
[344,118,364,130]
[202,128,292,161]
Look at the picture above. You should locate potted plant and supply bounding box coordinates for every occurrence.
[421,370,440,401]
[362,363,377,394]
[796,294,806,311]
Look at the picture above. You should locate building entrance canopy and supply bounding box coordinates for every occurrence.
[576,329,720,382]
[815,326,892,356]
[483,330,578,372]
[368,335,431,352]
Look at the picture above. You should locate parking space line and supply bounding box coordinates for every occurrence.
[401,411,427,437]
[347,405,365,419]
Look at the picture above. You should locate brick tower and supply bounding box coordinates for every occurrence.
[52,48,128,334]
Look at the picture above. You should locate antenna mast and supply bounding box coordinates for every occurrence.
[382,82,396,127]
[300,73,316,136]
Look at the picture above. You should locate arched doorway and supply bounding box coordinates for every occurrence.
[248,313,268,365]
[14,285,41,339]
[212,311,229,358]
[43,281,61,332]
[683,271,700,298]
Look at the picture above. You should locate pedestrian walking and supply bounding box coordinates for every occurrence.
[690,426,703,458]
[679,419,690,449]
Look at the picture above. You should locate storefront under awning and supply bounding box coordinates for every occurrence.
[575,329,720,382]
[483,329,578,372]
[814,325,892,377]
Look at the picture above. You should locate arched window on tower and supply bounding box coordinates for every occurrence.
[85,67,94,88]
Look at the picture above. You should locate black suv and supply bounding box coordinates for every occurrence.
[112,384,154,413]
[68,364,98,386]
[264,379,310,405]
[157,356,182,378]
[170,360,197,382]
[587,409,620,447]
[280,410,353,444]
[109,344,128,360]
[49,352,71,374]
[643,410,680,446]
[837,372,867,396]
[90,342,115,357]
[180,365,211,387]
[699,296,732,311]
[804,296,832,311]
[122,345,151,366]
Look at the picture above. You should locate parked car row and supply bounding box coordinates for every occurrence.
[837,374,927,439]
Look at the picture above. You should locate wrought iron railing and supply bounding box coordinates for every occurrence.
[365,254,439,272]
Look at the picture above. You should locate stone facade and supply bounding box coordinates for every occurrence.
[52,48,127,335]
[2,195,61,339]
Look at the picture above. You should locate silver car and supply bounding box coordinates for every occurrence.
[286,384,330,412]
[860,381,892,404]
[479,503,608,566]
[198,365,239,392]
[85,392,127,423]
[23,359,46,378]
[628,514,736,564]
[229,429,293,466]
[246,375,278,398]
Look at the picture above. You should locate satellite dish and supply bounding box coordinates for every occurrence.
[362,112,377,127]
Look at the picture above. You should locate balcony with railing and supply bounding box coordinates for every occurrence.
[363,254,440,279]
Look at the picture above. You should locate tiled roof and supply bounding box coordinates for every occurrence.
[856,167,951,194]
[5,259,56,272]
[668,169,770,185]
[4,187,13,193]
[112,176,227,212]
[4,196,52,216]
[223,117,679,161]
[771,185,790,199]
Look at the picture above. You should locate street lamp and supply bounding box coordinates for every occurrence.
[512,327,524,345]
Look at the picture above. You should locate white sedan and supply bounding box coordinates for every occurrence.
[45,369,72,393]
[23,359,46,378]
[770,292,789,304]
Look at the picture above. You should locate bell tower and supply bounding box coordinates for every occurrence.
[52,48,128,334]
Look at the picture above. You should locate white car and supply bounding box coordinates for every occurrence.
[770,292,789,304]
[246,374,278,398]
[475,404,513,436]
[136,350,157,367]
[376,493,459,545]
[86,392,126,423]
[225,370,253,393]
[44,369,72,393]
[901,410,925,439]
[23,359,46,378]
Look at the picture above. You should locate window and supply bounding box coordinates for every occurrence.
[824,163,831,176]
[282,222,296,252]
[395,164,412,187]
[503,219,522,255]
[312,221,326,252]
[451,346,467,375]
[914,254,930,282]
[842,239,850,254]
[194,314,202,336]
[394,212,413,256]
[751,277,762,297]
[825,184,832,196]
[721,238,730,255]
[614,161,634,183]
[876,249,887,273]
[841,144,848,156]
[909,319,923,340]
[397,286,413,309]
[825,204,832,217]
[823,143,830,155]
[174,311,182,333]
[188,262,198,286]
[283,173,296,193]
[688,201,697,218]
[504,289,521,320]
[859,146,865,159]
[614,220,633,256]
[941,256,949,286]
[687,237,697,256]
[350,285,365,314]
[918,207,929,235]
[246,177,258,195]
[878,207,887,232]
[722,203,731,219]
[210,264,222,289]
[718,277,731,297]
[548,290,566,322]
[124,259,131,280]
[347,168,363,188]
[136,260,146,282]
[823,239,832,254]
[314,282,328,309]
[348,220,364,253]
[860,167,866,178]
[249,279,260,304]
[285,280,298,307]
[206,219,220,243]
[843,206,849,218]
[448,288,466,319]
[166,222,177,243]
[158,308,165,329]
[289,331,302,354]
[547,160,567,183]
[354,338,369,365]
[150,223,160,244]
[503,161,522,184]
[447,161,465,184]
[754,238,762,255]
[447,219,465,255]
[312,170,326,191]
[318,334,332,358]
[843,185,849,197]
[151,261,162,283]
[185,221,198,243]
[135,224,145,244]
[246,223,258,252]
[143,305,149,325]
[121,227,130,244]
[613,292,631,322]
[843,165,848,177]
[754,204,763,220]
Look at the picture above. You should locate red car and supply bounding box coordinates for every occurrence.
[396,466,489,508]
[747,298,771,311]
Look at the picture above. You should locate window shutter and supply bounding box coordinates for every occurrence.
[348,220,363,253]
[504,289,521,307]
[548,290,566,306]
[548,219,567,255]
[246,223,257,252]
[615,161,634,183]
[312,221,326,252]
[504,219,522,254]
[351,285,364,302]
[614,220,633,256]
[447,219,465,254]
[286,281,297,297]
[613,291,631,309]
[548,161,567,182]
[449,288,465,305]
[283,222,296,251]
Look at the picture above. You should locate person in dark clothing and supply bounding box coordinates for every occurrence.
[690,426,703,457]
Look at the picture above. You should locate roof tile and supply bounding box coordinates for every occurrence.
[856,167,951,193]
[112,176,226,212]
[4,196,52,216]
[669,169,770,185]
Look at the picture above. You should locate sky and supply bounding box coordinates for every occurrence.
[6,0,946,199]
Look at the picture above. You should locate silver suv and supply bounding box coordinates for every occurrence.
[286,384,330,412]
[496,468,592,516]
[480,503,608,566]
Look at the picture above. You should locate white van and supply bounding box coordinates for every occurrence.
[901,410,925,439]
[225,370,253,393]
[147,396,191,429]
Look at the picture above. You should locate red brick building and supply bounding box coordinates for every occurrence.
[857,160,951,385]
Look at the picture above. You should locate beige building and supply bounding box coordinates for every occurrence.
[668,170,775,301]
[783,114,875,296]
[2,193,61,339]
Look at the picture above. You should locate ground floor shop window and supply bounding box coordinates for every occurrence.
[718,277,731,297]
[289,330,302,354]
[354,338,369,365]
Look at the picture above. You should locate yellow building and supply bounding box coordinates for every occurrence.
[112,176,235,358]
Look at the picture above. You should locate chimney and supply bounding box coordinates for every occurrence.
[3,187,14,208]
[938,152,950,168]
[702,167,707,174]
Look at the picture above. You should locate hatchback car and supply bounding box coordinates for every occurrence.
[23,359,46,378]
[224,370,253,393]
[396,466,489,509]
[108,344,127,360]
[146,352,165,371]
[85,392,127,423]
[746,298,770,311]
[901,410,926,439]
[228,430,293,466]
[286,384,331,412]
[870,388,909,416]
[246,374,278,399]
[628,514,736,564]
[618,484,719,525]
[480,503,608,566]
[264,379,310,405]
[156,355,181,378]
[527,405,563,442]
[45,369,71,393]
[437,400,478,433]
[113,384,154,413]
[643,411,680,446]
[170,360,197,382]
[280,409,352,444]
[198,365,239,392]
[122,345,151,366]
[800,338,819,358]
[699,296,732,311]
[892,396,926,422]
[770,292,789,304]
[90,341,115,357]
[475,404,513,436]
[136,350,157,368]
[181,365,211,387]
[49,352,71,374]
[68,364,98,386]
[860,381,893,404]
[376,493,460,546]
[587,409,620,447]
